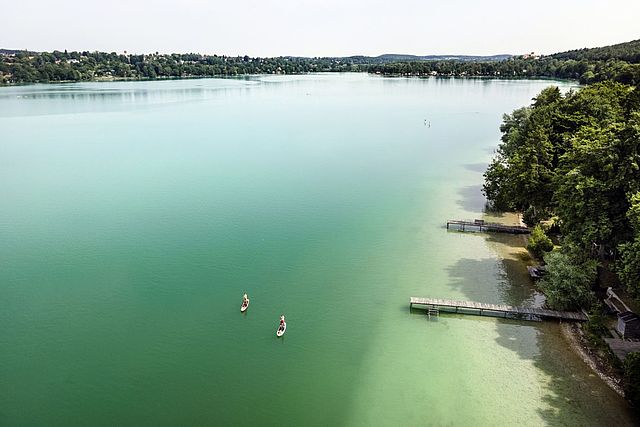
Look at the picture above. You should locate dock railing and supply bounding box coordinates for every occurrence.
[446,220,530,234]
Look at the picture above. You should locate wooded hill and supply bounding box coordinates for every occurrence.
[369,39,640,85]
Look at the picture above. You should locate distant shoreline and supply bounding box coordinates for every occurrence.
[0,72,578,88]
[2,40,638,86]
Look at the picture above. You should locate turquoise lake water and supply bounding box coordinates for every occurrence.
[0,74,635,426]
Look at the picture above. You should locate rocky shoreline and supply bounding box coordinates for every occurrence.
[560,322,624,396]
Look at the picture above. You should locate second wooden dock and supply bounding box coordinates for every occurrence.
[446,219,530,234]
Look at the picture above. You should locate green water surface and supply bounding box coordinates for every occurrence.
[0,74,634,426]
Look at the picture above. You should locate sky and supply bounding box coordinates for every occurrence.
[1,0,639,57]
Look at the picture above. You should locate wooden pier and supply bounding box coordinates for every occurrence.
[446,219,530,234]
[410,297,588,322]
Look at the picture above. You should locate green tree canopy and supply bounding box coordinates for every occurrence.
[484,82,639,251]
[527,225,554,259]
[539,250,597,310]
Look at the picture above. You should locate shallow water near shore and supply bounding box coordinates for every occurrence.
[0,74,635,425]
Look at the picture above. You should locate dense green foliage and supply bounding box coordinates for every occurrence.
[0,50,369,84]
[623,352,640,410]
[484,79,640,305]
[618,192,640,297]
[539,250,596,310]
[369,39,640,85]
[369,57,640,85]
[527,225,554,259]
[484,82,640,247]
[618,239,640,297]
[551,39,640,63]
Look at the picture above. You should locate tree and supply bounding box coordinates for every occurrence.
[483,104,556,214]
[554,165,613,249]
[618,192,640,297]
[539,250,596,310]
[618,238,640,297]
[482,158,512,211]
[527,225,554,259]
[627,191,640,233]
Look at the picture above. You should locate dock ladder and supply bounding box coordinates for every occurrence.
[427,305,439,320]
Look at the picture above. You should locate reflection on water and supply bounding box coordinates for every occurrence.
[0,78,259,117]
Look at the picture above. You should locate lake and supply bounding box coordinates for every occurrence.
[0,74,634,426]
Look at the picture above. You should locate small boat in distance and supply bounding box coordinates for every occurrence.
[276,315,286,337]
[241,293,250,312]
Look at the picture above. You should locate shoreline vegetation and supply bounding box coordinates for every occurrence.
[1,39,639,86]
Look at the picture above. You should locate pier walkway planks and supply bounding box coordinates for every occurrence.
[446,220,530,234]
[410,297,588,322]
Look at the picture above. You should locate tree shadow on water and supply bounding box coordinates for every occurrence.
[456,184,486,214]
[444,229,526,255]
[483,146,498,155]
[486,234,530,250]
[444,257,636,425]
[445,257,537,308]
[455,183,511,220]
[463,162,489,174]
